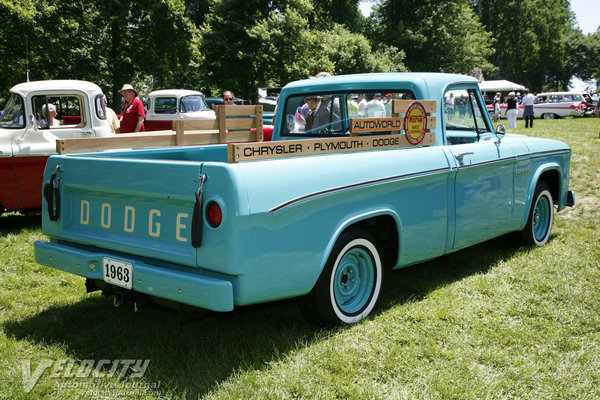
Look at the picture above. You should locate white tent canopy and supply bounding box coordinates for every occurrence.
[478,80,525,92]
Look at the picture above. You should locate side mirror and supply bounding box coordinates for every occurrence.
[495,124,506,141]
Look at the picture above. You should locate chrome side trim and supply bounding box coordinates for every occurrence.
[524,149,571,158]
[269,167,450,214]
[269,149,571,214]
[456,149,571,170]
[455,156,515,170]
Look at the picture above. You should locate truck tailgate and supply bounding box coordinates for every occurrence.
[42,155,202,267]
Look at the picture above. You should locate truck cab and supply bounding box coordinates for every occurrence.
[0,80,112,213]
[144,89,215,131]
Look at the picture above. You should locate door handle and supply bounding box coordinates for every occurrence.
[81,129,93,136]
[454,151,474,160]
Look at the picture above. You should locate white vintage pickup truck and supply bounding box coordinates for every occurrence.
[0,80,113,214]
[34,73,574,325]
[144,89,215,131]
[0,83,231,214]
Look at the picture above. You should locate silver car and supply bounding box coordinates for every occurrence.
[534,92,587,119]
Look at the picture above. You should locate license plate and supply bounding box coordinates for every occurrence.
[103,257,133,289]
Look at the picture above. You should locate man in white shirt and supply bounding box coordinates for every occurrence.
[522,89,535,128]
[366,93,386,117]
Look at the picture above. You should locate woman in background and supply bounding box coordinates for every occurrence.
[506,92,518,129]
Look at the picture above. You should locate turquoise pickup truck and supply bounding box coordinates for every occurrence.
[34,73,574,324]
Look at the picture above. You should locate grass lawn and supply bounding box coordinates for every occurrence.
[1,117,599,399]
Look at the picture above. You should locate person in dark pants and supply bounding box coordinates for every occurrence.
[522,89,535,128]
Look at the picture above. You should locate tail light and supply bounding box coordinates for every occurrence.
[206,201,223,228]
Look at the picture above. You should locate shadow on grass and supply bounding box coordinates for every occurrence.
[0,212,41,236]
[3,232,529,398]
[378,232,528,311]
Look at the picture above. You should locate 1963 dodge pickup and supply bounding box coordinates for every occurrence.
[34,73,574,324]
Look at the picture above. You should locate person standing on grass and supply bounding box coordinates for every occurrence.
[119,84,145,133]
[506,92,518,129]
[522,89,535,128]
[493,92,502,122]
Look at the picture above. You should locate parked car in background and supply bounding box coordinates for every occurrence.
[580,92,597,114]
[205,95,273,140]
[145,90,215,131]
[534,92,588,119]
[0,80,113,214]
[258,87,281,125]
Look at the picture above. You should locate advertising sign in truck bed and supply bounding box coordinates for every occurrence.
[34,73,574,325]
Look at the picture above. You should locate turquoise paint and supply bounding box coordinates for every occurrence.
[35,73,574,310]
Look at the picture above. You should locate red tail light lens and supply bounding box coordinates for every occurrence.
[206,201,222,228]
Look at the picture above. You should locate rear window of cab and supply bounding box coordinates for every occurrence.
[280,90,415,137]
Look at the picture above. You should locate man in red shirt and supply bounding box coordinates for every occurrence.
[118,84,145,133]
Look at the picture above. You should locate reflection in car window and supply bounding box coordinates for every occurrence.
[281,91,415,137]
[444,88,491,145]
[154,97,177,114]
[180,95,210,113]
[33,95,83,129]
[0,94,25,129]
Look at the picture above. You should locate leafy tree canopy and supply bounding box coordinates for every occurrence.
[1,0,599,107]
[372,0,494,75]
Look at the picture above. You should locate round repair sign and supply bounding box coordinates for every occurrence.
[404,102,427,144]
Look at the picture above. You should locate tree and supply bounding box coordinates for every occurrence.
[564,27,600,90]
[311,0,366,32]
[0,0,37,98]
[473,0,572,92]
[246,1,334,89]
[204,0,406,101]
[1,0,201,109]
[184,0,211,26]
[320,24,406,74]
[372,0,494,75]
[92,0,202,107]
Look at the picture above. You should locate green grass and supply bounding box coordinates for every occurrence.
[1,117,599,399]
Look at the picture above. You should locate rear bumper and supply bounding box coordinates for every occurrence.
[34,240,234,312]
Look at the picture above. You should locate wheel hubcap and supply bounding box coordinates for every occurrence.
[533,195,550,241]
[334,247,374,314]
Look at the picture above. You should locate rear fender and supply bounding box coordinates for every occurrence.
[321,208,402,273]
